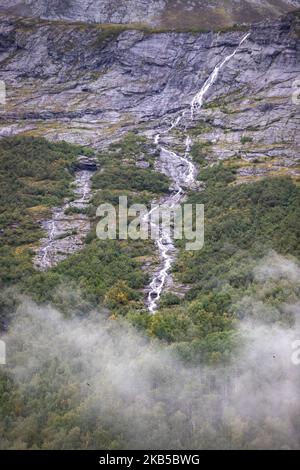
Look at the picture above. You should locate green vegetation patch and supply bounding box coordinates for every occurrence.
[92,132,170,195]
[0,136,92,285]
[177,164,300,294]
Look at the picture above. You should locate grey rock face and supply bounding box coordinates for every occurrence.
[0,1,299,29]
[0,11,299,168]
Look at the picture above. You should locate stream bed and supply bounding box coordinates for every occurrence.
[34,169,93,271]
[146,33,250,312]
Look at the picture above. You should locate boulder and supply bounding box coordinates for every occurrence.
[74,156,98,172]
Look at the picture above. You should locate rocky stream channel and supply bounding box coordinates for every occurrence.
[33,157,97,271]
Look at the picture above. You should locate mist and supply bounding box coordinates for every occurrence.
[1,253,300,450]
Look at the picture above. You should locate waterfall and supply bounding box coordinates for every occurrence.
[191,32,250,118]
[34,169,93,271]
[146,32,250,313]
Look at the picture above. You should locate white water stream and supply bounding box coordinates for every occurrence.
[146,33,250,313]
[34,170,93,271]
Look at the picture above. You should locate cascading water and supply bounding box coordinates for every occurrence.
[191,32,250,118]
[34,169,94,271]
[147,33,250,313]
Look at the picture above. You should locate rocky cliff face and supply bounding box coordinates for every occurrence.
[0,0,165,26]
[0,0,299,29]
[0,11,299,180]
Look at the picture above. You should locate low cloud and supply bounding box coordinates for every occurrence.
[1,253,300,449]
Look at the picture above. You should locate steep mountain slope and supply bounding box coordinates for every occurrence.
[0,8,299,309]
[0,0,299,29]
[0,11,299,180]
[0,7,300,451]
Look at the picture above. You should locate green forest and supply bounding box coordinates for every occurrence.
[0,135,300,449]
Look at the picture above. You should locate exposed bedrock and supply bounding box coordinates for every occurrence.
[0,11,299,166]
[0,0,298,29]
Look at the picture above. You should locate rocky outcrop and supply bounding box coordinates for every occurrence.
[74,155,98,171]
[0,0,298,29]
[0,11,299,173]
[0,0,165,26]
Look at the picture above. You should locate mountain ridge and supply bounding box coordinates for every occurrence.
[0,0,299,30]
[0,10,299,172]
